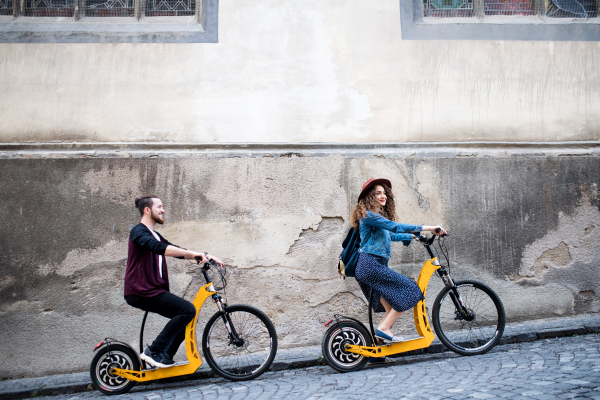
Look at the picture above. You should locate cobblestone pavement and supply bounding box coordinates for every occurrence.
[44,334,600,400]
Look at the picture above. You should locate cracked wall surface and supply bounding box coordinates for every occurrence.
[0,154,599,378]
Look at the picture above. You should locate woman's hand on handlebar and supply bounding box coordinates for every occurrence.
[433,226,447,236]
[422,225,447,236]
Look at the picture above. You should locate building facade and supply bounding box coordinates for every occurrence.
[0,0,599,379]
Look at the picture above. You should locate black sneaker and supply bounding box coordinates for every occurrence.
[140,346,175,368]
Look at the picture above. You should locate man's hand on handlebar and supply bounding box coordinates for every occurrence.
[193,253,224,268]
[205,254,224,268]
[192,252,209,264]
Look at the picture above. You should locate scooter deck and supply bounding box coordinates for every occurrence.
[345,331,435,358]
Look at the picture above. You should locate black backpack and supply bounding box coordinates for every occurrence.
[337,228,372,278]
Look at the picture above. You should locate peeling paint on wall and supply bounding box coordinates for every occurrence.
[516,195,599,282]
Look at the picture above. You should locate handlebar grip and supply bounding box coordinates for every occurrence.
[194,256,202,263]
[435,228,449,237]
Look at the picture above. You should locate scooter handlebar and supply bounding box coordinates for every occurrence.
[435,228,449,237]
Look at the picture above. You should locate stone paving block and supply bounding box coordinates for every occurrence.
[469,392,498,399]
[494,392,516,398]
[531,394,561,400]
[564,379,593,386]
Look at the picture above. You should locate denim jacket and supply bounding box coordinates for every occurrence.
[359,211,422,259]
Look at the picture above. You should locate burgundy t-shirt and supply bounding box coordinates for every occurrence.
[124,223,181,297]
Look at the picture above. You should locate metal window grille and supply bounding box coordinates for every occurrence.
[145,0,195,17]
[0,0,13,16]
[77,0,198,22]
[4,0,200,21]
[82,0,134,18]
[546,0,597,17]
[484,0,535,15]
[424,0,597,16]
[423,0,474,18]
[24,0,74,17]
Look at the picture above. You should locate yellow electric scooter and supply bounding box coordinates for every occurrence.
[90,260,278,395]
[322,232,505,372]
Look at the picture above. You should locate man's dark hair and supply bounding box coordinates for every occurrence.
[134,195,159,217]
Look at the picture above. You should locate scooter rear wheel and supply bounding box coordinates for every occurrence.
[322,320,372,372]
[90,344,139,395]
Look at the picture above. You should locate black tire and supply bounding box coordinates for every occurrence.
[202,304,278,381]
[321,320,372,373]
[432,279,505,356]
[90,344,139,395]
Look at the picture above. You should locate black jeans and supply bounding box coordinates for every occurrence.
[125,292,196,358]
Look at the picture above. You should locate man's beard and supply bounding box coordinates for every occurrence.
[151,211,164,225]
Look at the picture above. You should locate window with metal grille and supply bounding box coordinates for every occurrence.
[402,0,599,41]
[1,0,201,21]
[0,0,217,43]
[423,0,598,18]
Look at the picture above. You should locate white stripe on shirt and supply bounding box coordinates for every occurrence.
[149,229,163,278]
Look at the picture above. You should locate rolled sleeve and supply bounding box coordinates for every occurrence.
[130,227,169,255]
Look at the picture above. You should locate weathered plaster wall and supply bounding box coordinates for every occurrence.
[1,0,600,143]
[0,152,598,379]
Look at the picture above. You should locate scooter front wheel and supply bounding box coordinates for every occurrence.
[432,279,505,356]
[202,304,278,381]
[90,344,139,395]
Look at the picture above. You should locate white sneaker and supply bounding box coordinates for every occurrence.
[140,346,174,368]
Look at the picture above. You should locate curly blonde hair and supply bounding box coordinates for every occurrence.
[350,183,398,229]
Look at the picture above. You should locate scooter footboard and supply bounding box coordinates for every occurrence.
[345,333,435,358]
[112,362,201,382]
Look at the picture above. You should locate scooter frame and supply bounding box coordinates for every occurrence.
[94,281,217,382]
[326,257,441,359]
